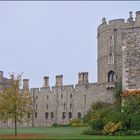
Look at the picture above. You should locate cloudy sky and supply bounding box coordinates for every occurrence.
[0,1,140,88]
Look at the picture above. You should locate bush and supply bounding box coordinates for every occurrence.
[82,127,93,135]
[103,122,122,135]
[131,114,140,130]
[115,130,140,136]
[52,123,70,127]
[70,119,87,127]
[90,119,104,131]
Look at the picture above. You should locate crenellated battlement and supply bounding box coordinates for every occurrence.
[98,11,140,34]
[30,72,95,94]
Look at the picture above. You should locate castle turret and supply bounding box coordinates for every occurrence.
[43,76,49,87]
[56,75,63,86]
[78,72,89,84]
[23,79,29,92]
[0,71,3,82]
[135,11,140,25]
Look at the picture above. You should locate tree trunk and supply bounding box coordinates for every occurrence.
[15,115,17,136]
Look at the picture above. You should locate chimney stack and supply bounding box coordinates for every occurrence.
[43,76,49,87]
[23,79,29,92]
[56,75,63,86]
[78,72,89,85]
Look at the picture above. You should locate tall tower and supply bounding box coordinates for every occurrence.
[97,11,140,98]
[97,17,124,89]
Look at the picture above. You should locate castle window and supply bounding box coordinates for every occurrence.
[35,112,37,118]
[46,104,48,110]
[51,112,54,118]
[47,95,49,99]
[64,103,66,110]
[77,112,81,119]
[45,112,48,119]
[27,113,30,119]
[70,94,72,98]
[70,103,72,109]
[68,112,72,119]
[108,70,116,83]
[61,94,63,99]
[62,112,65,119]
[36,104,37,110]
[36,96,38,100]
[110,36,115,46]
[108,53,114,64]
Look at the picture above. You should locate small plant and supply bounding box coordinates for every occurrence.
[90,119,104,131]
[70,119,87,127]
[82,127,93,135]
[103,122,122,135]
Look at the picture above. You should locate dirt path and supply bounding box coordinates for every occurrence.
[0,134,48,139]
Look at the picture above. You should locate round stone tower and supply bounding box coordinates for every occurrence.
[97,11,140,90]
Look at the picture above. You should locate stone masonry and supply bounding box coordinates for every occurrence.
[0,11,140,127]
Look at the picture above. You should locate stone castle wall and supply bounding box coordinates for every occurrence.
[0,11,140,127]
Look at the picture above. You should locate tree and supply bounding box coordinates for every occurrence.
[0,74,33,136]
[122,94,140,129]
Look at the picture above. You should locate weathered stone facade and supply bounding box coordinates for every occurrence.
[0,11,140,127]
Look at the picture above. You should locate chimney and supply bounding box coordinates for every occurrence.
[0,71,3,82]
[127,11,133,22]
[83,72,89,84]
[78,72,84,84]
[55,75,63,86]
[23,79,29,92]
[102,17,107,24]
[78,72,89,85]
[43,76,49,87]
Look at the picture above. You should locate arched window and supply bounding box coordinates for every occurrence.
[110,36,115,46]
[68,112,72,119]
[45,112,49,119]
[108,53,114,64]
[46,104,48,110]
[61,94,63,99]
[35,112,37,118]
[62,112,65,119]
[51,112,54,118]
[70,103,72,109]
[47,95,49,99]
[108,70,116,83]
[64,103,66,110]
[77,112,81,119]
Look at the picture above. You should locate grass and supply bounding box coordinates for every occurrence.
[0,127,140,139]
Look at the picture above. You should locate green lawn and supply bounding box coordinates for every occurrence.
[0,127,140,139]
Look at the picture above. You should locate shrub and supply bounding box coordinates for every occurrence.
[52,123,70,127]
[103,122,122,135]
[70,119,87,127]
[131,114,140,130]
[82,127,93,135]
[115,130,140,136]
[90,119,104,131]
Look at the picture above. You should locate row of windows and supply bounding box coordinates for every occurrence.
[36,94,73,100]
[35,112,81,119]
[36,103,73,110]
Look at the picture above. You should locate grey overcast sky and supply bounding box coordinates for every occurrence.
[0,1,140,88]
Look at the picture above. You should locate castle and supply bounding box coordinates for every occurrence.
[0,11,140,127]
